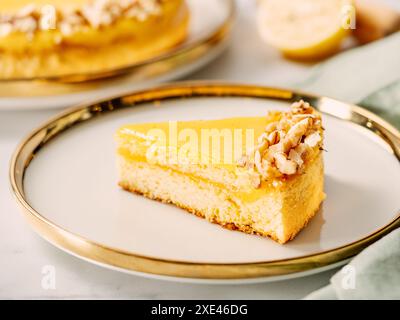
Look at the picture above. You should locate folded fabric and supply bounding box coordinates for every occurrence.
[297,32,400,127]
[297,32,400,105]
[305,229,400,300]
[361,81,400,128]
[299,32,400,300]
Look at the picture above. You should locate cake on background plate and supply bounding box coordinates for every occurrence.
[0,0,189,79]
[115,101,325,244]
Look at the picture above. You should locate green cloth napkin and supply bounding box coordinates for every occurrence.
[297,32,400,128]
[305,229,400,300]
[297,32,400,300]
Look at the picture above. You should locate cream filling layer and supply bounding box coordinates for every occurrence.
[117,147,279,203]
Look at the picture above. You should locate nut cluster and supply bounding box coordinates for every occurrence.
[0,0,163,38]
[238,100,323,185]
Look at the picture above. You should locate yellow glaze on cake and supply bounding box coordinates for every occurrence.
[0,0,189,78]
[115,102,325,244]
[117,117,274,202]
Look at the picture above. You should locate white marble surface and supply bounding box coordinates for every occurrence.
[2,0,389,299]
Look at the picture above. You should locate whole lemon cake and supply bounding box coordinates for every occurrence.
[115,101,325,244]
[0,0,189,79]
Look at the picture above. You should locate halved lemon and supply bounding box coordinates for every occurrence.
[257,0,353,60]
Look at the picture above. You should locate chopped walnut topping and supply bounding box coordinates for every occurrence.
[0,0,163,38]
[304,131,322,148]
[237,100,323,186]
[288,148,304,167]
[16,4,36,18]
[274,152,297,175]
[291,100,314,114]
[281,118,310,153]
[267,130,279,145]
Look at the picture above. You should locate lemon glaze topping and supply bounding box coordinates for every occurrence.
[116,102,323,193]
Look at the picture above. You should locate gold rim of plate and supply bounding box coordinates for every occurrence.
[10,83,400,280]
[0,0,235,94]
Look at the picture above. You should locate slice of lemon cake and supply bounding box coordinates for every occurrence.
[115,101,325,244]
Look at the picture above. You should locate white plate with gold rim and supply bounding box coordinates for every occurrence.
[0,0,234,111]
[10,83,400,283]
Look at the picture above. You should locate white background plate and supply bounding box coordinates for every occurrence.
[0,0,232,111]
[22,94,400,278]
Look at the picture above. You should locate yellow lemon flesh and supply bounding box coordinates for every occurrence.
[257,0,353,60]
